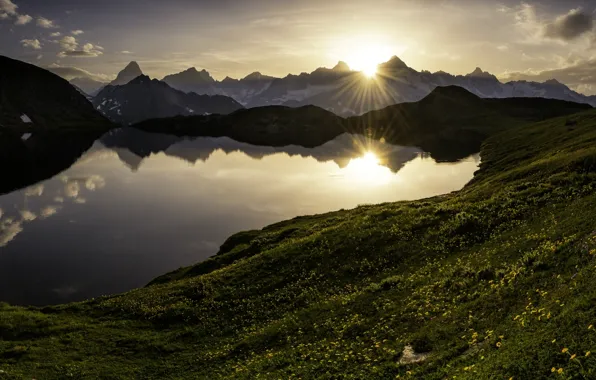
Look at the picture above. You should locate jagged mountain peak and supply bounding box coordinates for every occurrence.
[124,61,141,71]
[243,72,267,81]
[332,61,351,72]
[110,61,144,86]
[544,79,563,86]
[128,74,152,85]
[380,56,409,70]
[467,67,497,80]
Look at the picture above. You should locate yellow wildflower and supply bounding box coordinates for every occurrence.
[586,351,591,357]
[496,342,502,348]
[562,348,569,353]
[589,325,593,330]
[552,339,557,343]
[551,367,556,373]
[557,368,563,374]
[570,354,577,360]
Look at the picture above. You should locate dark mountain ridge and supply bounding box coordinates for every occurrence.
[0,55,112,132]
[134,85,592,160]
[93,74,244,125]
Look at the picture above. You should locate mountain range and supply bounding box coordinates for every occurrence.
[100,128,423,173]
[70,57,596,118]
[134,85,591,161]
[92,75,244,125]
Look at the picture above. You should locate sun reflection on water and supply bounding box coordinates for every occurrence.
[343,151,394,186]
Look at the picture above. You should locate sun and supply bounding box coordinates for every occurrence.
[343,43,395,78]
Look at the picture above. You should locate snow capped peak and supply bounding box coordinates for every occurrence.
[20,114,32,123]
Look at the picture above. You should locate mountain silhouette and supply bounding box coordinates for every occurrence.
[101,128,423,173]
[0,55,111,132]
[70,77,107,96]
[93,74,244,125]
[110,61,143,86]
[135,86,591,161]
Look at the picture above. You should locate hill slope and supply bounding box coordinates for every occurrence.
[2,102,596,378]
[0,55,111,132]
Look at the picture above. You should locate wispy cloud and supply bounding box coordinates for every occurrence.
[71,29,83,35]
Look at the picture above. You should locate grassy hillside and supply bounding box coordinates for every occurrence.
[134,86,591,161]
[2,109,596,379]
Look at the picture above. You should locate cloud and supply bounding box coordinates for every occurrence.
[0,220,23,247]
[25,184,44,197]
[50,31,61,37]
[121,50,133,54]
[40,206,60,219]
[64,180,80,198]
[501,58,596,95]
[59,35,77,50]
[57,35,103,58]
[0,12,9,19]
[71,29,83,35]
[544,8,594,41]
[0,0,17,15]
[46,63,112,82]
[85,175,106,190]
[21,38,41,50]
[20,210,37,221]
[37,16,57,28]
[14,13,31,25]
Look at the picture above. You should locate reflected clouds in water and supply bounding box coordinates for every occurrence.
[0,175,107,248]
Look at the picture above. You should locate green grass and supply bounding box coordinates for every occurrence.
[3,110,596,379]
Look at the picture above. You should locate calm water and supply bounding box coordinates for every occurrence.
[0,129,480,305]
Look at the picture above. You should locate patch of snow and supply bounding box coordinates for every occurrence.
[21,133,32,141]
[20,114,32,123]
[203,112,212,116]
[186,108,195,113]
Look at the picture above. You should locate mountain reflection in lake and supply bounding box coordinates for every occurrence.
[0,129,480,305]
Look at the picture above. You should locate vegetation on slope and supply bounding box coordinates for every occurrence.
[2,109,596,379]
[134,86,591,160]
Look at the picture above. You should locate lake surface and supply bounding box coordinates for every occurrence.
[0,129,480,305]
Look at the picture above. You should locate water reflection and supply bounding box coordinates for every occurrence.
[101,128,424,173]
[0,129,480,306]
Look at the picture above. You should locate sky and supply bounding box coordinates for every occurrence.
[2,0,596,93]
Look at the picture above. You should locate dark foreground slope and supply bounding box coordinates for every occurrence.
[2,110,596,379]
[134,86,591,160]
[0,56,113,194]
[0,55,111,132]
